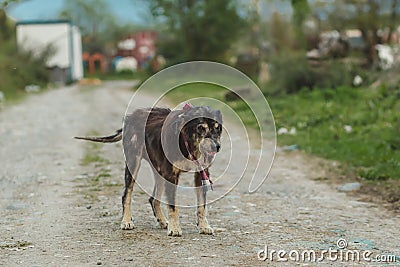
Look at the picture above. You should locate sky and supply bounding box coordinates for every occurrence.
[4,0,295,26]
[4,0,398,27]
[4,0,150,25]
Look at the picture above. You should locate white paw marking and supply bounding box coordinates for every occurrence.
[167,224,182,237]
[121,220,135,230]
[159,220,168,229]
[199,226,214,235]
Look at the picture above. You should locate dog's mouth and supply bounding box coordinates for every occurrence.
[197,138,220,168]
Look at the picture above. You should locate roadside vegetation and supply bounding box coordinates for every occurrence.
[267,67,400,209]
[163,76,399,179]
[0,9,49,103]
[144,0,400,209]
[161,72,400,210]
[270,84,400,181]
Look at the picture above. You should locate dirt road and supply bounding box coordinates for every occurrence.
[0,81,399,266]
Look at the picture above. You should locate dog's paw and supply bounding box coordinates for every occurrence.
[120,220,135,230]
[167,225,182,237]
[199,226,214,235]
[158,220,168,229]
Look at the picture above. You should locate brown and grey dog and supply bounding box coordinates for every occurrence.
[75,106,222,236]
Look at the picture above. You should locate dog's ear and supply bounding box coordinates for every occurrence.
[175,114,186,135]
[215,110,222,124]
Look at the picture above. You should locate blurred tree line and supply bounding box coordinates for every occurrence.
[148,0,246,63]
[58,0,248,71]
[144,0,400,93]
[263,0,400,94]
[58,0,152,55]
[3,0,400,95]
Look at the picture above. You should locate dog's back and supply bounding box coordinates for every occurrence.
[74,108,173,144]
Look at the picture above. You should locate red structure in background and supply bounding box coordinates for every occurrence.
[83,52,107,74]
[116,31,157,69]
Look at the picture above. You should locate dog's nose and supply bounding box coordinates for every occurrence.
[216,143,221,152]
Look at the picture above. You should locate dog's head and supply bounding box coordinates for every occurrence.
[179,106,223,168]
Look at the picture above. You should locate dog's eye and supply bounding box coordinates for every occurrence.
[214,123,221,132]
[197,125,206,133]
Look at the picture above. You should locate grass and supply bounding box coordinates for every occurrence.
[164,80,399,182]
[80,143,110,166]
[80,131,110,167]
[161,80,400,209]
[270,85,400,181]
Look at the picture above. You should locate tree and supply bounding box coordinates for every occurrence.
[59,0,116,36]
[149,0,246,63]
[0,9,12,40]
[291,0,311,50]
[388,0,400,42]
[1,0,21,9]
[325,0,388,66]
[270,12,293,53]
[59,0,119,53]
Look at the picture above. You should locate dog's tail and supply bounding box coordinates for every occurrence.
[74,129,122,143]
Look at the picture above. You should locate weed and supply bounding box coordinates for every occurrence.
[80,131,110,167]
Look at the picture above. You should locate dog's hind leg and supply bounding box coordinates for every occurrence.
[121,159,141,230]
[195,171,214,235]
[165,172,182,237]
[149,172,168,229]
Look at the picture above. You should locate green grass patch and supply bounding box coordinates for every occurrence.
[159,80,400,208]
[163,81,400,181]
[270,85,400,180]
[81,153,110,167]
[80,131,110,167]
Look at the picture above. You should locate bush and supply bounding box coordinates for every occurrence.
[0,11,49,102]
[266,51,364,95]
[267,51,314,94]
[0,39,49,101]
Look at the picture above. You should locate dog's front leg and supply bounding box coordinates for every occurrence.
[165,173,182,237]
[195,171,214,235]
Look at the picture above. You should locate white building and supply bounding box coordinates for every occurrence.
[16,20,83,83]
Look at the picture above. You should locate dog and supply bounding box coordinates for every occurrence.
[75,105,223,236]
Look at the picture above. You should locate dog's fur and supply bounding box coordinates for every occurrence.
[75,106,222,236]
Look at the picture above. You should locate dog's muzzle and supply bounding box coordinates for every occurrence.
[199,138,220,167]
